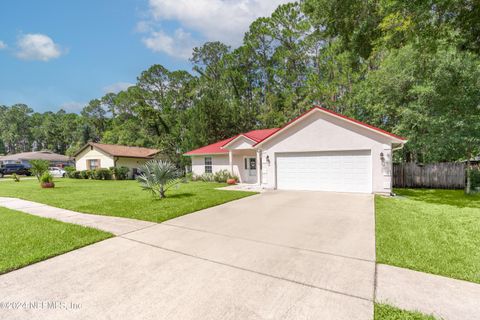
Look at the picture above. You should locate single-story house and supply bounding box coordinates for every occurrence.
[184,106,407,194]
[0,151,72,168]
[74,142,161,178]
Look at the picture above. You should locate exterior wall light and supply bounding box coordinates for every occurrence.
[266,155,270,165]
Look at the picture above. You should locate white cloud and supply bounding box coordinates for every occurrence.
[0,41,6,50]
[16,33,63,61]
[59,101,86,113]
[143,28,197,59]
[103,82,135,94]
[135,20,154,33]
[141,0,290,58]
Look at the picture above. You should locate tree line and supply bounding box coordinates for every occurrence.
[1,0,479,167]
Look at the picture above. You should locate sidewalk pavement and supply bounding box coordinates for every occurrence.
[0,197,155,235]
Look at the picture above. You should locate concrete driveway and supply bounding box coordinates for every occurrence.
[0,191,375,320]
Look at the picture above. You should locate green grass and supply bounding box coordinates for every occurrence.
[0,207,112,274]
[376,188,480,283]
[375,304,437,320]
[0,179,256,222]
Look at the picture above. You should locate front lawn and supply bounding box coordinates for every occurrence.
[376,189,480,284]
[0,207,112,274]
[375,304,437,320]
[0,179,256,222]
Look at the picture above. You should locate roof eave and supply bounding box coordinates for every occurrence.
[183,152,229,156]
[112,155,159,159]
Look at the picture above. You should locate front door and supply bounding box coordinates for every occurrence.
[246,157,257,183]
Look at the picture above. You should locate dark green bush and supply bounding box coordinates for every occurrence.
[468,168,480,191]
[93,168,112,180]
[80,170,89,179]
[110,166,130,180]
[70,171,81,179]
[64,166,75,176]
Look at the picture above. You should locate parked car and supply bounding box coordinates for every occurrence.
[49,167,66,178]
[0,164,32,178]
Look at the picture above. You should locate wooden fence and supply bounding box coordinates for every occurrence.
[393,162,466,189]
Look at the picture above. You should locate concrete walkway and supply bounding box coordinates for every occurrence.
[0,197,155,235]
[0,192,375,319]
[1,194,479,319]
[376,264,480,320]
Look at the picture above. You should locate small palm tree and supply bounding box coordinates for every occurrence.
[29,159,50,182]
[137,160,183,199]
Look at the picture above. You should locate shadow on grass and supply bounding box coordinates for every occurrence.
[164,192,195,199]
[395,188,480,208]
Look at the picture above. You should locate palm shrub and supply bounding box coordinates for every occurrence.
[39,172,55,188]
[29,159,50,181]
[40,172,53,183]
[137,160,183,199]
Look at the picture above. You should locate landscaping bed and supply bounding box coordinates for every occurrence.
[376,189,480,284]
[0,179,257,222]
[0,207,112,274]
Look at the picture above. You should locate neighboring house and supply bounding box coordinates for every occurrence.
[185,106,407,194]
[74,142,161,178]
[0,151,72,168]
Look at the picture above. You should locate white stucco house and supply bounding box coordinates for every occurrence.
[74,142,161,178]
[184,106,407,194]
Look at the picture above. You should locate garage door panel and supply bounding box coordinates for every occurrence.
[276,151,372,193]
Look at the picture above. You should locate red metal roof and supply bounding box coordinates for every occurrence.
[185,106,407,156]
[184,129,278,155]
[243,128,279,142]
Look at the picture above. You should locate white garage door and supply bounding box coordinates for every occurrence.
[276,150,372,193]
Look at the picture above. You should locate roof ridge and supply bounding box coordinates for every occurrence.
[92,142,158,149]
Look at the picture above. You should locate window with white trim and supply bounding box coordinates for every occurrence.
[204,157,212,173]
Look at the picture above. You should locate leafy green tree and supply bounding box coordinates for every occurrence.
[349,43,480,167]
[81,99,109,141]
[0,104,33,153]
[2,0,480,180]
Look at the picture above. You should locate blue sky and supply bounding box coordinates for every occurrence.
[0,0,289,112]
